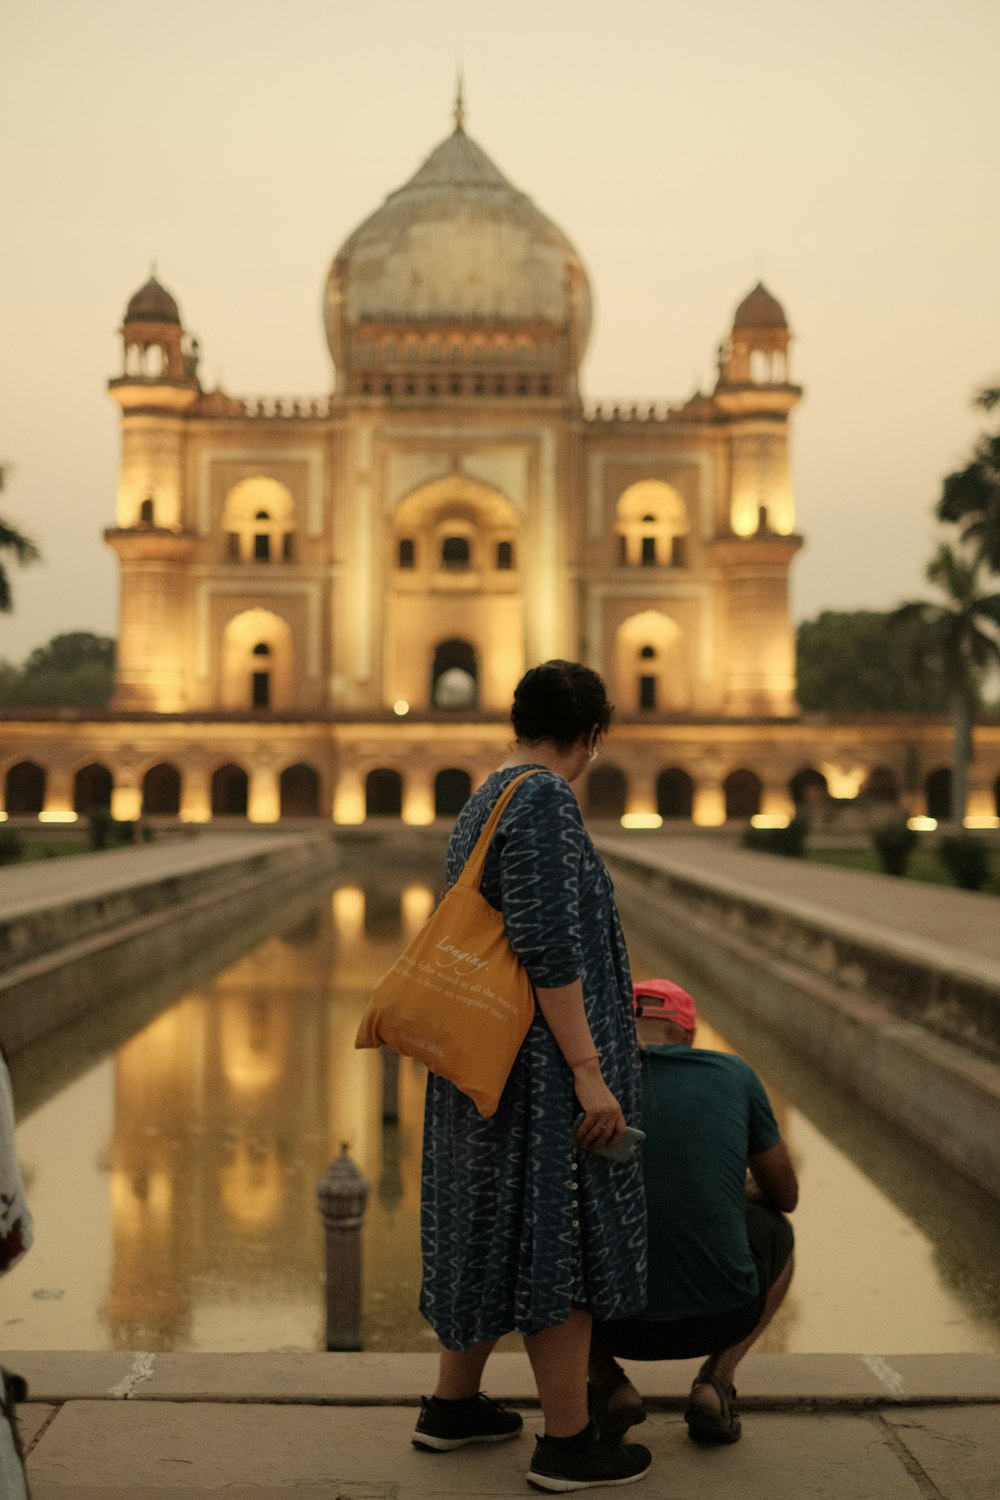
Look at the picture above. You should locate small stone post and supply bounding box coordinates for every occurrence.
[316,1144,371,1351]
[381,1044,400,1124]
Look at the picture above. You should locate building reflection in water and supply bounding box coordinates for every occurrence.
[99,878,432,1351]
[16,871,998,1355]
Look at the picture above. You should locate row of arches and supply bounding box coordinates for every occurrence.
[5,757,993,824]
[2,760,321,820]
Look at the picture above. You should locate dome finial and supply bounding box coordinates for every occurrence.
[453,67,465,131]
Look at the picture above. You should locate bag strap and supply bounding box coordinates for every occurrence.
[453,769,544,893]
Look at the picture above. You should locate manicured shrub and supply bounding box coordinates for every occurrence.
[741,814,809,859]
[0,829,24,866]
[937,835,991,892]
[871,817,917,877]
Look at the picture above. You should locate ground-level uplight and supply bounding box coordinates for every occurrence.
[907,816,937,831]
[392,700,409,716]
[620,813,663,829]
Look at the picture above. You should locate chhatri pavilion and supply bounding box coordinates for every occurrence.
[2,102,997,827]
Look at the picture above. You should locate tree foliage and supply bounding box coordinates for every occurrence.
[796,610,948,713]
[0,464,41,612]
[0,632,116,707]
[893,543,1000,822]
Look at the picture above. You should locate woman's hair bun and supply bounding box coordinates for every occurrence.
[511,660,614,750]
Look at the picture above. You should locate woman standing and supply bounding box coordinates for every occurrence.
[413,661,651,1492]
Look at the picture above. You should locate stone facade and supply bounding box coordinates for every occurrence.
[2,113,999,827]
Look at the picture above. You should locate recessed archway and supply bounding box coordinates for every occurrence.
[656,767,694,820]
[432,639,478,709]
[789,767,828,807]
[74,762,113,816]
[212,764,249,817]
[434,768,472,817]
[366,768,403,818]
[221,609,294,711]
[926,768,952,821]
[142,762,181,816]
[615,611,686,713]
[279,763,320,818]
[724,768,762,820]
[585,764,628,820]
[4,760,46,815]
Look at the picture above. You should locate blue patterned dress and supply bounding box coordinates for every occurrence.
[419,765,647,1350]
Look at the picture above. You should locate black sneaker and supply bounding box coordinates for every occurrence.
[527,1427,651,1492]
[412,1392,524,1451]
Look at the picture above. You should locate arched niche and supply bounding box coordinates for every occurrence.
[432,639,478,709]
[279,763,320,818]
[222,477,296,564]
[392,476,520,577]
[656,767,694,820]
[789,767,829,807]
[614,610,687,713]
[615,481,689,567]
[434,768,472,817]
[861,766,900,804]
[211,763,249,817]
[366,768,403,818]
[221,608,294,711]
[724,768,762,820]
[73,762,113,816]
[926,767,952,821]
[4,760,46,815]
[142,762,181,816]
[585,764,628,821]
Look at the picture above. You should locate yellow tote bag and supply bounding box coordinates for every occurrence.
[355,770,541,1117]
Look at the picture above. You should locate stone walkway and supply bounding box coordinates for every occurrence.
[14,1352,1000,1498]
[0,831,325,920]
[597,833,1000,976]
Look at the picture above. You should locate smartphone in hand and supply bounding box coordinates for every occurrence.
[573,1112,646,1162]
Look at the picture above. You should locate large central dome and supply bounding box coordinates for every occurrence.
[324,119,591,370]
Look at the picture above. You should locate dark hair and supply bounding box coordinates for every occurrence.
[511,660,614,751]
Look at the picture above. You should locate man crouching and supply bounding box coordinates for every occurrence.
[589,979,798,1445]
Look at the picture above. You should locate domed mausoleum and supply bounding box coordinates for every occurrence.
[325,113,591,401]
[6,103,991,829]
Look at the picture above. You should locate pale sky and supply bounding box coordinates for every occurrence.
[2,0,998,665]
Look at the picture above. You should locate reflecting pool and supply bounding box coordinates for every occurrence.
[6,867,1000,1354]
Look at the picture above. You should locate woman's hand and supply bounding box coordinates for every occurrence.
[572,1057,626,1151]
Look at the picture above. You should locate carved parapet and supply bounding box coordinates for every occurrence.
[192,391,330,419]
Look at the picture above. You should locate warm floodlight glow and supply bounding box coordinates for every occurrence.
[393,699,410,716]
[620,813,663,829]
[907,816,937,831]
[0,812,7,822]
[39,810,78,824]
[751,814,790,829]
[964,815,1000,829]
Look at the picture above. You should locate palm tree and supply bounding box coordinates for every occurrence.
[0,464,41,612]
[936,386,1000,573]
[894,542,1000,825]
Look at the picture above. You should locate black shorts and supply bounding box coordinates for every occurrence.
[592,1203,794,1361]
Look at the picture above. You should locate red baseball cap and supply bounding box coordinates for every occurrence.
[632,978,698,1032]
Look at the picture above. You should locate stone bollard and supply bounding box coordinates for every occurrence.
[316,1144,371,1351]
[381,1044,400,1124]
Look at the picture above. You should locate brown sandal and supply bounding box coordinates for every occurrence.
[588,1360,646,1442]
[684,1373,742,1444]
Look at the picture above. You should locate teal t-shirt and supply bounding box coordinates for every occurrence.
[638,1045,781,1321]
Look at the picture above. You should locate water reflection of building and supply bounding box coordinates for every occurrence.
[101,880,431,1350]
[4,101,996,828]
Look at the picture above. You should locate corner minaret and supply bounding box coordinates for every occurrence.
[710,281,803,716]
[104,273,198,711]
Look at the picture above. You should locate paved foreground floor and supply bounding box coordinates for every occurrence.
[13,1351,1000,1498]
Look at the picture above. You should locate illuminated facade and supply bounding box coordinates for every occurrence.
[2,108,999,826]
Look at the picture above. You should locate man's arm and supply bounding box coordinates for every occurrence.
[747,1141,798,1213]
